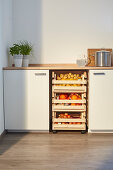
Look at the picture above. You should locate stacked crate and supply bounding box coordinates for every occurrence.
[52,71,87,133]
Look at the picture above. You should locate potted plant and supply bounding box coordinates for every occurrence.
[10,44,23,67]
[19,41,33,67]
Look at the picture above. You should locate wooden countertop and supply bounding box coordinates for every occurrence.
[3,64,113,70]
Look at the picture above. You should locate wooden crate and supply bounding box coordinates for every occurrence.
[52,105,86,111]
[52,85,86,93]
[52,99,86,104]
[53,123,86,130]
[53,118,86,123]
[52,80,87,85]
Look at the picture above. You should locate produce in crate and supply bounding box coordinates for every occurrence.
[58,113,81,119]
[56,84,82,86]
[57,73,82,81]
[58,113,72,119]
[58,93,82,100]
[61,122,82,124]
[52,71,87,132]
[71,103,82,106]
[59,94,68,100]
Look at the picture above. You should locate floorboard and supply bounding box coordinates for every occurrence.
[0,133,113,170]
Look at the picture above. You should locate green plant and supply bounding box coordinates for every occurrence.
[19,41,32,55]
[9,44,21,56]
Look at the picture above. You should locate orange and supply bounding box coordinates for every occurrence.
[73,122,76,124]
[67,115,71,118]
[77,97,82,100]
[71,103,76,106]
[69,122,73,124]
[71,94,78,100]
[59,94,67,100]
[62,122,66,124]
[76,122,81,124]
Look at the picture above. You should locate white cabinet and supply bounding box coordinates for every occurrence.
[4,70,49,131]
[89,70,113,132]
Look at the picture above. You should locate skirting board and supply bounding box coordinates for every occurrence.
[88,130,113,133]
[7,130,49,133]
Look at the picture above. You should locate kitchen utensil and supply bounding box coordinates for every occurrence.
[95,50,111,67]
[76,55,87,67]
[87,49,112,66]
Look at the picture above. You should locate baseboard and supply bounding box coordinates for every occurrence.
[88,129,113,133]
[7,130,49,133]
[0,130,7,140]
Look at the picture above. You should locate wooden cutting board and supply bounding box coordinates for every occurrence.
[87,49,112,66]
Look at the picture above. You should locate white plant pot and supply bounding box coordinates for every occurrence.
[14,55,23,67]
[23,55,29,67]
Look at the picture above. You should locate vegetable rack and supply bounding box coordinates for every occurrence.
[52,71,87,133]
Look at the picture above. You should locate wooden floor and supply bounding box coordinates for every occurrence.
[0,133,113,170]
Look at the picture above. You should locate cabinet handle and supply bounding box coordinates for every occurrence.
[93,73,105,75]
[35,73,46,76]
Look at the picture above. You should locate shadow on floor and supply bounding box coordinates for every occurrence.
[0,132,27,155]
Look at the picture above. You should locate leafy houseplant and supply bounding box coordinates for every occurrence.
[10,44,21,56]
[19,41,33,67]
[9,44,23,67]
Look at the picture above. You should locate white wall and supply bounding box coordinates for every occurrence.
[0,0,13,135]
[13,0,113,64]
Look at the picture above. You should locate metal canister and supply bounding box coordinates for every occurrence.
[95,50,111,67]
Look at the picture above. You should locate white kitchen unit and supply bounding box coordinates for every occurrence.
[4,70,49,131]
[89,70,113,133]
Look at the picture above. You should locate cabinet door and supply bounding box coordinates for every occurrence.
[89,70,113,131]
[4,70,49,131]
[26,70,49,130]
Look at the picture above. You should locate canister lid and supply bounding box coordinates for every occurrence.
[96,50,110,54]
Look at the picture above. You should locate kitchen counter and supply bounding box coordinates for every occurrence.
[3,64,113,70]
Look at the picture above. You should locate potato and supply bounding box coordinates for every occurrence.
[57,76,61,80]
[64,76,67,80]
[64,74,68,77]
[68,75,71,79]
[60,74,64,78]
[71,74,74,78]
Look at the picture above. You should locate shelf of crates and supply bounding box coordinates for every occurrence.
[52,99,86,104]
[52,85,86,93]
